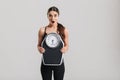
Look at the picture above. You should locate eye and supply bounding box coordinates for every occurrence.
[54,14,57,17]
[48,14,52,17]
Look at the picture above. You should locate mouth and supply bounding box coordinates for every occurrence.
[51,21,55,23]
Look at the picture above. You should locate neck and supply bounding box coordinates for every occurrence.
[48,23,58,28]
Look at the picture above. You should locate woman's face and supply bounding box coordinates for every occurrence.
[47,11,59,25]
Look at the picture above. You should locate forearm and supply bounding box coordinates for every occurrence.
[37,44,42,52]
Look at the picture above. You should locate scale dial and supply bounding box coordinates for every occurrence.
[45,33,60,48]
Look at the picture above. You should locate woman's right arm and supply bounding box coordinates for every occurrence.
[37,27,45,54]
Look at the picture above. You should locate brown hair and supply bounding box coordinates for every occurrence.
[47,6,65,42]
[57,23,65,43]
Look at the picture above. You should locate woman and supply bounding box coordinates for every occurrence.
[37,6,69,80]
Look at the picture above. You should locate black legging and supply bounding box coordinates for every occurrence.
[40,61,65,80]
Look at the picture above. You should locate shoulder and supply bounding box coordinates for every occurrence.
[38,27,46,36]
[64,27,69,34]
[39,27,45,33]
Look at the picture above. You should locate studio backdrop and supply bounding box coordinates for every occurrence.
[0,0,120,80]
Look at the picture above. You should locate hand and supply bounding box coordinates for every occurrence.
[60,47,66,54]
[38,47,45,54]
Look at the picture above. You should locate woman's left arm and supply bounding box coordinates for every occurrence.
[61,28,69,53]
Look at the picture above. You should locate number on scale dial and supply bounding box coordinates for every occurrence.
[46,34,60,48]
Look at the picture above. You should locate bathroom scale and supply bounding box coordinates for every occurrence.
[41,32,64,66]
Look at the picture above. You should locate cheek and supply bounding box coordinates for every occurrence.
[48,17,52,20]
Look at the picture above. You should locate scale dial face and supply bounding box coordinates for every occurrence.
[45,33,60,48]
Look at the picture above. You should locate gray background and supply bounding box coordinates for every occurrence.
[0,0,120,80]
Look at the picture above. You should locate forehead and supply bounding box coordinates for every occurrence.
[48,11,58,15]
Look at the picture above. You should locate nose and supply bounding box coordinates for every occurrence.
[51,16,55,20]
